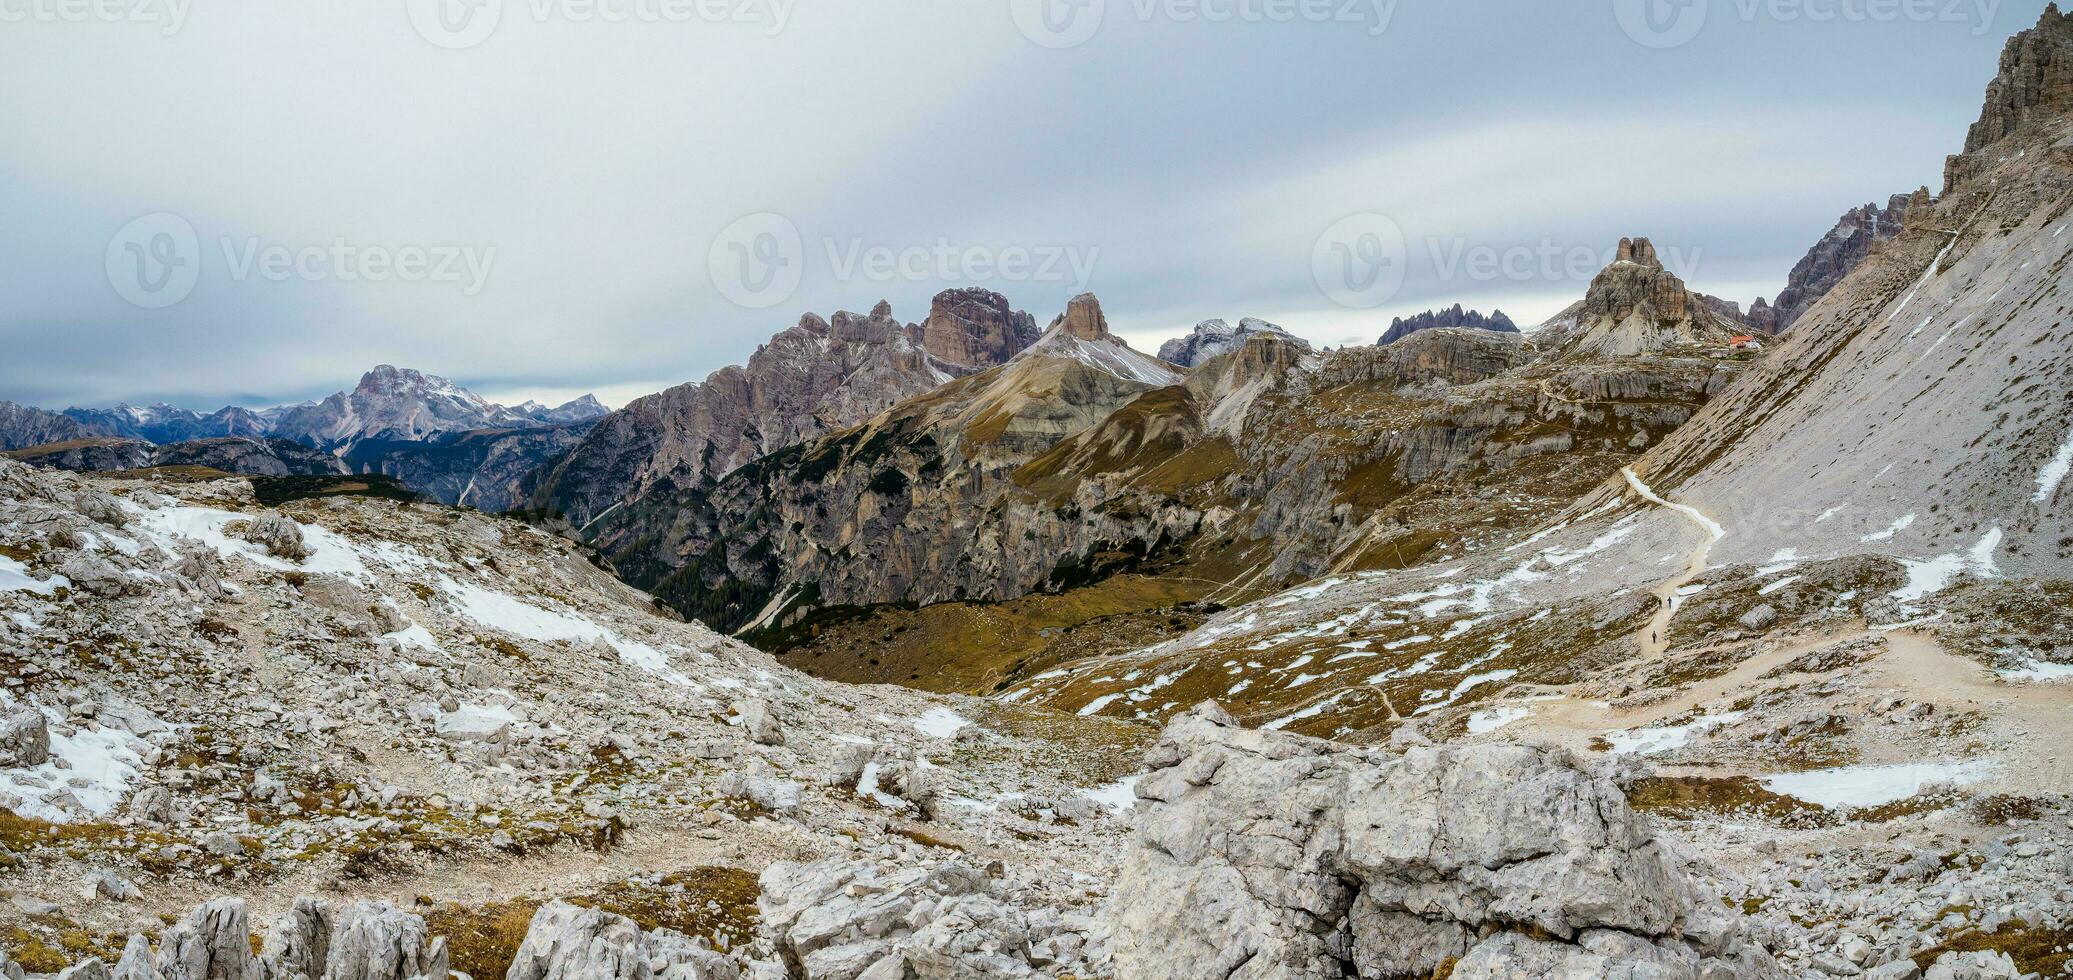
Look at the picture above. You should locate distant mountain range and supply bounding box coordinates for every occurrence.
[1,367,609,510]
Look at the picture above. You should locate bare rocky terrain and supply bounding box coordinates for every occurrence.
[6,8,2073,980]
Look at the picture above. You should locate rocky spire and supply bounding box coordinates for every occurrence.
[1053,292,1111,341]
[1615,237,1661,268]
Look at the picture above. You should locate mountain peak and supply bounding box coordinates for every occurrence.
[1053,293,1111,341]
[1536,238,1738,356]
[1160,316,1306,367]
[1615,236,1661,268]
[919,287,1040,373]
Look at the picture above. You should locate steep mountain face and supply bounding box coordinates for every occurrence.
[1537,238,1744,355]
[0,401,89,451]
[149,437,350,476]
[1378,305,1519,345]
[345,424,596,513]
[603,294,1184,632]
[529,289,1040,531]
[1633,5,2073,580]
[1156,316,1308,367]
[1747,193,1924,334]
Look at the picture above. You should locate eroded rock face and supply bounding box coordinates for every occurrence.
[1111,703,1782,979]
[1954,3,2073,180]
[1747,191,1924,335]
[531,289,1040,530]
[917,287,1042,373]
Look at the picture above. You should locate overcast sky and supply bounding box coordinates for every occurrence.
[0,0,2045,410]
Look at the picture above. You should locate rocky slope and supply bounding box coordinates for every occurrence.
[666,281,1741,697]
[3,449,2055,978]
[1378,304,1520,345]
[964,18,2073,974]
[1748,192,1925,334]
[16,457,2043,979]
[1627,5,2073,581]
[1155,316,1308,367]
[1538,237,1745,356]
[603,294,1185,633]
[0,458,1132,979]
[527,289,1040,533]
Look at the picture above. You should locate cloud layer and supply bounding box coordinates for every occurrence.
[0,0,2043,409]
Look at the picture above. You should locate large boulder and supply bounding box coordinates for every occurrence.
[1111,702,1783,980]
[758,858,1106,980]
[0,708,50,768]
[239,514,311,562]
[504,900,736,980]
[156,898,257,980]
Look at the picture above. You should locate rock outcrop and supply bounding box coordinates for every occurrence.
[0,708,50,767]
[1950,2,2073,189]
[1537,238,1741,356]
[504,900,736,980]
[1158,317,1309,367]
[759,857,1107,979]
[1112,703,1782,979]
[1378,304,1520,346]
